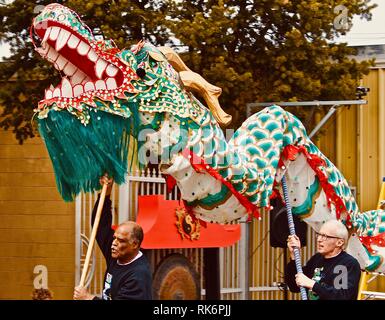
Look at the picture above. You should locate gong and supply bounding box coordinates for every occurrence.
[153,253,201,300]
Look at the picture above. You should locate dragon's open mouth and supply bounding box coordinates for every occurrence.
[33,20,127,104]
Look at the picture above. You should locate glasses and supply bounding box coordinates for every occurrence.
[315,232,341,241]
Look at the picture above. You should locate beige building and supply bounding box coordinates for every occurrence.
[0,129,75,299]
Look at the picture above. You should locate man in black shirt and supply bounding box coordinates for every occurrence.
[74,175,152,300]
[285,219,361,300]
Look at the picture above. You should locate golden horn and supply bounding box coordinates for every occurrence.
[158,46,232,127]
[179,71,232,127]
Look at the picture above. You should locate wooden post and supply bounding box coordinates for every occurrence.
[78,183,108,287]
[203,248,221,300]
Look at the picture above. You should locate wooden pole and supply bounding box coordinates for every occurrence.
[79,183,108,287]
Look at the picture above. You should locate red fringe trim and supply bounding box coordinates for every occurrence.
[359,233,385,254]
[281,145,346,219]
[182,149,260,220]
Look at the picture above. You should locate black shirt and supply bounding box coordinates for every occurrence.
[91,195,153,300]
[285,251,361,300]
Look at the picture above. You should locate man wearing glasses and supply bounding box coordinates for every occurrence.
[285,220,361,300]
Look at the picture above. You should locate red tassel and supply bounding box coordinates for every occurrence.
[282,144,299,161]
[165,174,177,193]
[360,233,385,254]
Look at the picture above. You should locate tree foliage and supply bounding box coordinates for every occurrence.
[0,0,376,143]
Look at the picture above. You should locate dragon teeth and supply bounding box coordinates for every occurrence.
[44,77,119,98]
[56,55,68,70]
[52,87,61,98]
[95,80,107,90]
[73,84,84,96]
[45,89,53,99]
[68,34,80,49]
[106,64,118,77]
[63,62,77,77]
[87,49,98,62]
[38,24,124,101]
[61,77,73,97]
[95,58,108,79]
[82,76,91,84]
[49,26,60,41]
[84,81,96,92]
[106,78,117,90]
[46,46,59,62]
[55,29,71,51]
[77,41,90,56]
[43,27,52,44]
[71,69,88,85]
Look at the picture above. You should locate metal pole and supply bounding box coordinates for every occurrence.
[247,100,367,108]
[281,175,308,300]
[308,105,337,138]
[246,100,367,121]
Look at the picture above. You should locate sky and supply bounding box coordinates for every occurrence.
[337,0,385,46]
[0,0,384,60]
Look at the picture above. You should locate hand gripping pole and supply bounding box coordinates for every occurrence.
[281,175,308,300]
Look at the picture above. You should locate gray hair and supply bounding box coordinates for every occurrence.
[119,221,144,247]
[322,220,349,247]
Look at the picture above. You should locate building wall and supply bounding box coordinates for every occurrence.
[0,129,75,300]
[337,67,385,211]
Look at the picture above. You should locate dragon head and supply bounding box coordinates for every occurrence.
[31,3,214,200]
[31,2,234,203]
[32,3,231,127]
[31,3,140,120]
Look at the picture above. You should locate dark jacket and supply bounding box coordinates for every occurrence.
[285,251,361,300]
[91,195,152,300]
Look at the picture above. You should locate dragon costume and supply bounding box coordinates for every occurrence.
[31,3,385,273]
